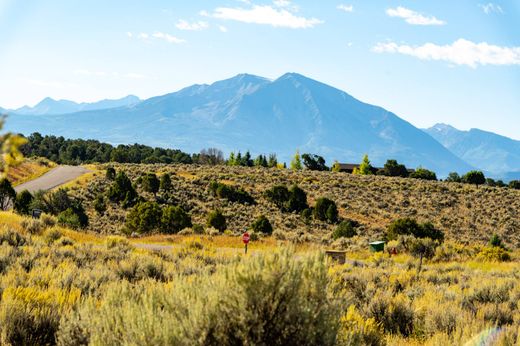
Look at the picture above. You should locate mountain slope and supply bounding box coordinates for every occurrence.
[5,73,472,175]
[425,124,520,175]
[10,95,140,115]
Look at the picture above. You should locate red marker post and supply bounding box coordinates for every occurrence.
[242,232,250,254]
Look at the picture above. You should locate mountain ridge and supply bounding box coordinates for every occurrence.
[425,123,520,176]
[8,95,141,115]
[3,73,478,176]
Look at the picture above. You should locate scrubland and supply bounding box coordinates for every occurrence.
[73,163,519,248]
[0,211,520,345]
[1,162,520,345]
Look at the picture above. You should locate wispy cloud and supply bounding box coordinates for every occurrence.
[386,6,446,26]
[204,4,323,29]
[175,19,209,31]
[128,31,185,44]
[218,25,228,33]
[337,4,353,13]
[273,0,291,7]
[373,39,520,68]
[478,3,504,14]
[152,32,186,43]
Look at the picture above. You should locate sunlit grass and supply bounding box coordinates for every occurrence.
[8,158,55,186]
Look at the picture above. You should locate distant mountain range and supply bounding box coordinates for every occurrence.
[425,124,520,179]
[1,73,518,178]
[8,95,140,115]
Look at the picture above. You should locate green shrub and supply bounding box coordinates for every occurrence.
[160,173,172,191]
[209,181,255,204]
[386,218,443,242]
[105,167,116,180]
[14,190,33,215]
[107,171,138,207]
[489,233,504,248]
[141,173,160,195]
[57,206,88,229]
[265,185,308,213]
[251,215,273,235]
[125,201,162,234]
[410,168,437,181]
[207,209,227,232]
[93,194,106,215]
[161,206,192,234]
[314,197,338,223]
[332,220,357,240]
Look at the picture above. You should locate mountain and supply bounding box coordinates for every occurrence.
[5,73,472,176]
[10,95,140,115]
[425,124,520,176]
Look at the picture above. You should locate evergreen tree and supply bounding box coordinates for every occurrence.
[243,151,253,167]
[107,171,138,206]
[228,152,236,166]
[142,173,160,195]
[290,150,302,170]
[14,189,33,215]
[353,154,372,175]
[0,178,15,210]
[267,154,278,168]
[160,173,172,191]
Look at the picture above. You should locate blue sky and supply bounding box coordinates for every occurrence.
[0,0,519,139]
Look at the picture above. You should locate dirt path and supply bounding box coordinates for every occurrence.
[14,165,90,193]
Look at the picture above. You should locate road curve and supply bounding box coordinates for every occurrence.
[14,165,91,193]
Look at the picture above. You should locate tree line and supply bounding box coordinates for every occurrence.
[18,133,520,189]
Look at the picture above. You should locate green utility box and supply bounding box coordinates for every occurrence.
[369,241,385,252]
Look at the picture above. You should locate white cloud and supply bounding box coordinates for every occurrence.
[209,5,323,28]
[337,4,353,13]
[373,39,520,68]
[479,3,504,14]
[175,19,209,31]
[129,31,185,44]
[273,0,291,7]
[152,32,186,43]
[218,25,228,32]
[386,6,446,25]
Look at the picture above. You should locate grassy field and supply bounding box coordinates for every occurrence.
[1,210,520,345]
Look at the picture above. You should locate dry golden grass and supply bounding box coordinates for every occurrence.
[7,158,55,186]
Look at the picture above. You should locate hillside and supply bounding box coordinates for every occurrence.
[71,163,520,248]
[5,73,472,176]
[426,123,520,177]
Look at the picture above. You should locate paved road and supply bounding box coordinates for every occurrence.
[14,165,90,193]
